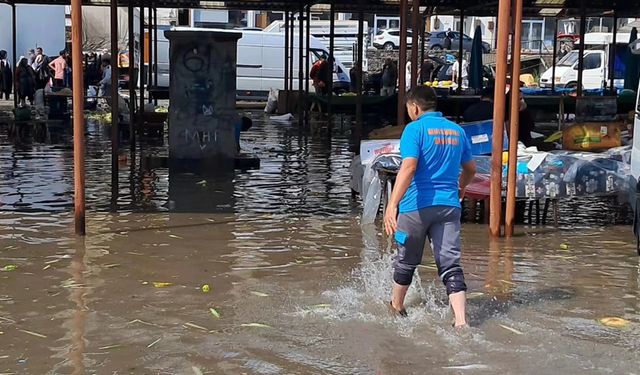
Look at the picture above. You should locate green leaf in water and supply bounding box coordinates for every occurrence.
[1,265,17,272]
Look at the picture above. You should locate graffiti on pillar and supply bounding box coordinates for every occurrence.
[183,128,217,151]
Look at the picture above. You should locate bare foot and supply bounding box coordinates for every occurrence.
[388,301,408,317]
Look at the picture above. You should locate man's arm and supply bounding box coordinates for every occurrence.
[458,160,476,199]
[384,158,418,235]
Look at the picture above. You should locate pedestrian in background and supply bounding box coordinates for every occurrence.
[380,58,398,96]
[0,50,13,100]
[48,50,67,88]
[15,57,36,107]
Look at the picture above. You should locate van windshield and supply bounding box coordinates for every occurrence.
[557,51,579,67]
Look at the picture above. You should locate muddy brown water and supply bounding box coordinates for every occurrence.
[1,112,639,374]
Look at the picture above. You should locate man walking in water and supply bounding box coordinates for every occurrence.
[384,86,476,328]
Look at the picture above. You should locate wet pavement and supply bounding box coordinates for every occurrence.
[1,111,639,374]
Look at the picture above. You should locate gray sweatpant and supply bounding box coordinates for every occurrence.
[393,206,467,295]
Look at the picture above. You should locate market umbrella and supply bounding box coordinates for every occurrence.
[468,25,484,91]
[624,27,639,90]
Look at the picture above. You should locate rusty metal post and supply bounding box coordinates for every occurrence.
[71,0,86,235]
[110,0,119,210]
[12,3,17,108]
[610,13,618,93]
[576,1,586,97]
[128,2,135,144]
[411,0,420,88]
[139,4,145,119]
[505,0,524,237]
[284,12,290,93]
[489,0,512,237]
[398,0,409,126]
[551,18,558,92]
[356,8,364,138]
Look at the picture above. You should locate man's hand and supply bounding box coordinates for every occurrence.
[459,187,467,201]
[384,205,398,236]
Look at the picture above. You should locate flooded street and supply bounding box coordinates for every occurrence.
[1,112,639,374]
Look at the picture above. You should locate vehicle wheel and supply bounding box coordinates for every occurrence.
[565,81,579,89]
[431,45,443,51]
[384,42,395,51]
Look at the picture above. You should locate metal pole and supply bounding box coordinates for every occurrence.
[457,8,464,93]
[398,0,408,126]
[12,4,17,108]
[610,13,618,93]
[71,0,86,235]
[411,0,420,88]
[305,4,311,97]
[110,0,119,210]
[577,1,586,97]
[551,18,558,92]
[299,2,304,121]
[505,0,524,237]
[284,12,290,93]
[420,13,427,81]
[356,9,364,137]
[489,0,512,237]
[128,3,135,144]
[290,14,295,92]
[147,4,153,102]
[154,8,158,88]
[328,2,335,121]
[139,4,145,117]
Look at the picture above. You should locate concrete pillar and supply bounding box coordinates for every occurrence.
[165,30,242,161]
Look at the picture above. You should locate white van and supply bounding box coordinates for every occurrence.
[153,27,351,98]
[540,32,629,90]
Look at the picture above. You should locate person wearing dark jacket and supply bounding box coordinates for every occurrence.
[380,58,398,96]
[0,50,13,100]
[15,57,36,106]
[463,87,494,122]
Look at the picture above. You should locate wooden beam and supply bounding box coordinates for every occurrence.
[110,0,119,210]
[411,0,420,88]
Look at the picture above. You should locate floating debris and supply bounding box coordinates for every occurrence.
[98,344,123,350]
[560,243,570,250]
[17,329,47,338]
[598,317,630,328]
[201,284,211,293]
[1,265,17,272]
[467,292,484,299]
[250,291,269,297]
[152,282,173,288]
[196,180,208,187]
[240,323,271,328]
[209,308,221,319]
[498,324,523,335]
[183,322,208,331]
[147,338,161,348]
[442,364,489,370]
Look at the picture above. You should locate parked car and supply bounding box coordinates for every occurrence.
[373,29,416,50]
[428,31,491,53]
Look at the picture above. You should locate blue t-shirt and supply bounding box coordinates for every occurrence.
[399,112,472,213]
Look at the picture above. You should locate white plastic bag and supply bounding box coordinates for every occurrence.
[264,88,278,114]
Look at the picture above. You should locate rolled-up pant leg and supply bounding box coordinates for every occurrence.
[393,211,428,286]
[427,207,467,295]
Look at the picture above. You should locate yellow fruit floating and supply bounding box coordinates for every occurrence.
[598,317,630,328]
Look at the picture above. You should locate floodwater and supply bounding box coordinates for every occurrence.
[1,111,639,374]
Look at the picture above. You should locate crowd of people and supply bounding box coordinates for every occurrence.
[0,47,113,107]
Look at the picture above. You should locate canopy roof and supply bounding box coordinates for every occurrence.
[1,0,639,17]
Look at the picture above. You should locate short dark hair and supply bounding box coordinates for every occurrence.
[406,86,438,112]
[60,50,66,56]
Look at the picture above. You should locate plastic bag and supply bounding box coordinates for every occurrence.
[264,88,278,114]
